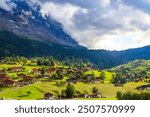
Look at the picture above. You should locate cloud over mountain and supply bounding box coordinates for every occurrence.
[0,0,12,11]
[1,0,150,50]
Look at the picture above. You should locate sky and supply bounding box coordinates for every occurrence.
[1,0,150,50]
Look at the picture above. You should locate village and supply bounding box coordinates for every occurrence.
[0,57,150,100]
[0,58,106,100]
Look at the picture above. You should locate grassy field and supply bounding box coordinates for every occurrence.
[0,59,150,100]
[0,81,148,100]
[84,70,114,84]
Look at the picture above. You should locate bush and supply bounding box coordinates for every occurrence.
[116,91,150,100]
[116,91,122,100]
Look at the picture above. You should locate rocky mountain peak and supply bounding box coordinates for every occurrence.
[0,0,78,47]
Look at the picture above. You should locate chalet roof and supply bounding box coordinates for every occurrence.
[0,77,10,82]
[3,79,16,84]
[17,73,26,78]
[46,68,56,73]
[32,68,41,73]
[0,74,7,78]
[9,67,24,72]
[137,84,150,90]
[0,74,10,82]
[44,92,53,97]
[22,76,34,80]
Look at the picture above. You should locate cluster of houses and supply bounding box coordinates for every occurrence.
[66,74,103,84]
[17,73,36,86]
[32,67,56,76]
[0,73,37,88]
[43,92,102,100]
[8,67,25,73]
[136,84,150,90]
[79,93,102,98]
[0,73,16,87]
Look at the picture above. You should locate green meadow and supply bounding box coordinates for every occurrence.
[0,81,148,100]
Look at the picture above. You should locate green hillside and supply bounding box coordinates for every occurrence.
[0,57,150,100]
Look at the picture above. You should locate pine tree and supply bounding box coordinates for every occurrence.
[65,83,75,98]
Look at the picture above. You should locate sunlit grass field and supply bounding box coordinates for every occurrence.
[0,81,147,100]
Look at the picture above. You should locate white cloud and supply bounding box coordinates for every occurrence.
[2,0,150,50]
[0,0,17,11]
[40,2,87,36]
[41,2,80,26]
[0,0,11,11]
[65,2,150,50]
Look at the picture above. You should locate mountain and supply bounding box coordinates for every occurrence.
[1,30,150,69]
[0,0,78,47]
[0,30,115,68]
[0,0,150,69]
[109,46,150,64]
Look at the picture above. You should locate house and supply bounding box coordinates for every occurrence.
[0,74,9,82]
[44,92,54,100]
[0,76,9,82]
[114,83,123,87]
[22,76,35,84]
[46,68,56,74]
[66,76,81,83]
[79,94,89,98]
[136,84,150,90]
[0,74,7,78]
[32,68,41,75]
[134,78,143,82]
[91,93,101,98]
[0,73,16,87]
[17,73,26,78]
[9,67,24,72]
[3,79,16,86]
[124,78,131,82]
[79,93,101,98]
[17,80,24,86]
[43,75,50,79]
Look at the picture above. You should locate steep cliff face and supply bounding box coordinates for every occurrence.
[0,0,78,47]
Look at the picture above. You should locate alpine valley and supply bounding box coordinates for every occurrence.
[0,0,150,100]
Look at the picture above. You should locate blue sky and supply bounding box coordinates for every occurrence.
[1,0,150,50]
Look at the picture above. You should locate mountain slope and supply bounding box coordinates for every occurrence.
[0,1,150,69]
[0,0,78,47]
[109,46,150,64]
[1,31,150,69]
[0,31,115,68]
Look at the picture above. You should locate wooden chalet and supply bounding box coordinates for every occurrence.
[136,84,150,90]
[46,68,56,74]
[32,68,41,75]
[114,83,123,87]
[3,79,16,86]
[17,73,26,78]
[44,92,54,100]
[66,76,82,83]
[0,74,16,87]
[9,67,24,72]
[79,93,101,98]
